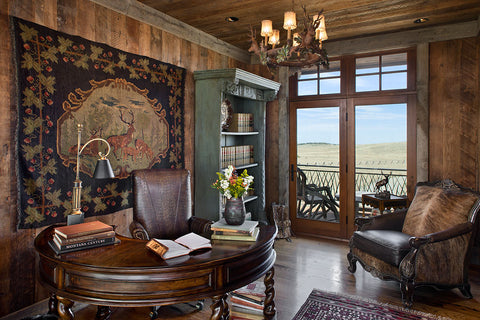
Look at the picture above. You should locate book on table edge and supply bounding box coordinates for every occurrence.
[54,220,113,239]
[231,293,264,309]
[230,315,263,320]
[234,279,266,298]
[54,230,116,245]
[231,305,264,318]
[210,219,258,234]
[48,237,120,254]
[146,232,211,260]
[211,227,259,242]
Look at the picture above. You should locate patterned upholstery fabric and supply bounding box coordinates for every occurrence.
[402,184,478,237]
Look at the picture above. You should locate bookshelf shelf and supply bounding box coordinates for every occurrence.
[221,132,259,136]
[194,69,280,223]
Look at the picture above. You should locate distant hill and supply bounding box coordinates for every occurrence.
[297,141,406,170]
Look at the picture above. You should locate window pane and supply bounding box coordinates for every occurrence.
[382,53,407,72]
[298,80,318,96]
[320,78,340,94]
[382,72,407,90]
[356,75,379,92]
[356,56,379,74]
[298,67,318,80]
[320,61,340,78]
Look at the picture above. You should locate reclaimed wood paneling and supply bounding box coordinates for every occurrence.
[429,37,480,189]
[1,0,270,316]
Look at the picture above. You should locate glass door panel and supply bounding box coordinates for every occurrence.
[354,104,407,216]
[290,101,346,239]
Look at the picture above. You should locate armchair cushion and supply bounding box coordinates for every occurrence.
[352,230,411,266]
[402,183,478,237]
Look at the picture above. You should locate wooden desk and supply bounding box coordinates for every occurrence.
[34,225,277,320]
[362,194,409,216]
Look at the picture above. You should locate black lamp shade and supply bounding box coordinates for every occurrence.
[93,159,115,179]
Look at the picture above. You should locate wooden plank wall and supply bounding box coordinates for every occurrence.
[429,37,480,189]
[0,0,272,316]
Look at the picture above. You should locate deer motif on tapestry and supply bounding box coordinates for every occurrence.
[107,110,136,157]
[69,128,102,158]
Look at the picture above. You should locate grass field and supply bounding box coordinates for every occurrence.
[297,141,407,170]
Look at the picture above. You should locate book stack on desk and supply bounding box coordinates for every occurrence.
[211,219,259,242]
[230,279,266,320]
[49,220,117,254]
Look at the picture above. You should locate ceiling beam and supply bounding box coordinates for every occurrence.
[89,0,251,64]
[325,20,479,57]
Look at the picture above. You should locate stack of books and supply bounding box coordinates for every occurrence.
[49,220,117,254]
[230,279,266,320]
[229,113,254,132]
[211,219,259,242]
[220,145,254,168]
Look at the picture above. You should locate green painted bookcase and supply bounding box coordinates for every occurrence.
[194,69,280,223]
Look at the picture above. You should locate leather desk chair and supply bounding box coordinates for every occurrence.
[129,168,213,319]
[347,179,480,308]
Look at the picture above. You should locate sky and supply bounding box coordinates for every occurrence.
[297,104,407,145]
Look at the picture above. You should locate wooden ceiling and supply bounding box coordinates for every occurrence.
[137,0,480,52]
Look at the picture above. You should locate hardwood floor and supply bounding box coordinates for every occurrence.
[7,235,480,320]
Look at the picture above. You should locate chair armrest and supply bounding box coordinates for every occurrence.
[409,222,473,249]
[355,209,408,231]
[189,216,214,237]
[129,220,150,240]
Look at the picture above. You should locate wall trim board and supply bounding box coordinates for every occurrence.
[89,0,251,64]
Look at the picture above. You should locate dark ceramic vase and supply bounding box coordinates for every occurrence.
[224,197,246,225]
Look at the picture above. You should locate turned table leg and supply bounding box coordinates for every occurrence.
[210,294,229,320]
[56,296,74,320]
[95,305,112,320]
[264,267,276,320]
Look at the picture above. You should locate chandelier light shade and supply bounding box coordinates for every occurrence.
[261,20,273,45]
[249,3,329,71]
[67,124,115,225]
[283,11,297,39]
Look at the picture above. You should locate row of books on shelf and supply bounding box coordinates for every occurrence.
[211,218,259,242]
[49,220,119,254]
[221,145,254,168]
[228,113,254,133]
[230,279,266,320]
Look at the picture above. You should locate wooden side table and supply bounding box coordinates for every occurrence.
[362,193,409,216]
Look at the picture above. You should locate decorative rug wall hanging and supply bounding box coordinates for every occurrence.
[11,17,186,229]
[292,290,452,320]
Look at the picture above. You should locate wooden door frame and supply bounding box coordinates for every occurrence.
[289,99,348,239]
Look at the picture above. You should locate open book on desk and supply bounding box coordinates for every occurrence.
[146,232,211,260]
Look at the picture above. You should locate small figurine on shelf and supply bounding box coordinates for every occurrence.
[375,172,391,199]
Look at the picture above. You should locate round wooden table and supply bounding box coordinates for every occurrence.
[34,225,277,320]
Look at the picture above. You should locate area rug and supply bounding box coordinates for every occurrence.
[11,17,186,228]
[292,290,451,320]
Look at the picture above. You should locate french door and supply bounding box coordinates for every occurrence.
[289,96,414,239]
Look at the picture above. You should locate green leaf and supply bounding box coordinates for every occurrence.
[23,178,37,196]
[58,36,73,53]
[38,74,56,94]
[82,186,92,203]
[103,62,115,74]
[24,206,45,224]
[73,55,89,69]
[22,88,43,109]
[22,144,43,160]
[90,45,103,61]
[45,189,62,207]
[40,158,57,176]
[117,53,127,69]
[21,52,41,72]
[19,23,38,42]
[40,46,59,63]
[22,116,43,135]
[93,197,107,212]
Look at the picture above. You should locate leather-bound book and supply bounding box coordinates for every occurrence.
[54,220,113,239]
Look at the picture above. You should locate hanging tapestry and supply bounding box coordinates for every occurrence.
[12,17,186,229]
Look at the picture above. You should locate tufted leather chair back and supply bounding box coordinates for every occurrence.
[132,168,192,239]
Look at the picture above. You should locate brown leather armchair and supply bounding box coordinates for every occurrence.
[129,168,213,240]
[347,179,480,308]
[129,168,213,319]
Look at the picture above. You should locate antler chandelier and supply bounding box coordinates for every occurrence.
[248,2,329,71]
